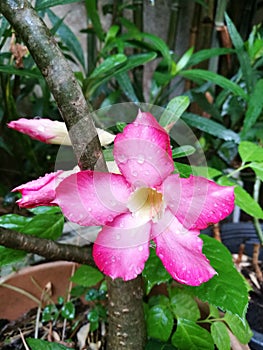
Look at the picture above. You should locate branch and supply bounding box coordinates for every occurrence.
[0,227,96,266]
[0,0,106,171]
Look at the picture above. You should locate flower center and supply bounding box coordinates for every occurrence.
[127,187,165,223]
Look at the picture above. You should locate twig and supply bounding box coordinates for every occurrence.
[0,227,96,266]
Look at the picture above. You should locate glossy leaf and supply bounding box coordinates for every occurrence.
[116,72,139,102]
[85,0,105,41]
[186,48,234,68]
[180,69,247,100]
[250,162,263,181]
[71,265,104,287]
[47,9,85,69]
[61,301,75,320]
[239,141,263,163]
[172,145,196,159]
[35,0,80,11]
[30,206,62,215]
[148,295,170,308]
[211,322,231,350]
[22,213,64,239]
[142,248,171,294]
[218,176,263,219]
[0,65,41,78]
[169,288,200,321]
[0,214,32,230]
[224,312,253,344]
[0,246,26,266]
[145,339,177,350]
[171,318,214,350]
[182,113,240,142]
[91,54,127,78]
[241,80,263,137]
[146,304,174,342]
[27,338,71,350]
[187,235,249,319]
[159,96,190,129]
[175,47,194,73]
[174,162,222,179]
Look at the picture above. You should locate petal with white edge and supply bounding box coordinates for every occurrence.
[93,213,151,280]
[56,171,132,226]
[114,110,174,188]
[152,209,216,286]
[163,174,234,230]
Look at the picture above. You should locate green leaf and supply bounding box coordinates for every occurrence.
[148,295,170,308]
[159,96,190,130]
[172,145,196,159]
[211,322,231,350]
[71,265,103,287]
[187,235,249,319]
[241,80,263,137]
[90,54,127,78]
[224,312,253,344]
[224,13,253,91]
[145,339,177,350]
[29,206,62,215]
[175,47,194,73]
[0,246,26,266]
[250,162,263,181]
[218,176,263,219]
[142,248,171,294]
[22,213,64,239]
[146,305,174,342]
[85,0,105,42]
[61,301,75,320]
[174,162,222,179]
[0,214,32,230]
[239,141,263,163]
[187,48,234,68]
[180,69,247,100]
[47,9,85,69]
[35,0,80,11]
[27,338,72,350]
[0,65,41,78]
[169,288,200,321]
[182,113,240,143]
[171,318,214,350]
[116,72,139,102]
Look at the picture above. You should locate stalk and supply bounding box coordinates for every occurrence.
[167,0,180,50]
[0,1,146,348]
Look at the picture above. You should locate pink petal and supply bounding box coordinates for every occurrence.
[12,171,64,208]
[93,213,151,280]
[56,171,132,226]
[8,118,70,145]
[114,110,174,187]
[163,174,235,230]
[152,209,216,286]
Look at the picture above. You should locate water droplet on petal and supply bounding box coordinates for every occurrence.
[132,170,138,177]
[111,256,116,262]
[107,215,113,222]
[116,234,121,240]
[137,154,145,164]
[117,154,127,163]
[159,253,164,259]
[138,245,143,252]
[87,207,92,212]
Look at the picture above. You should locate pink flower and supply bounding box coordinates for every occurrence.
[8,118,115,146]
[12,169,78,208]
[53,111,235,285]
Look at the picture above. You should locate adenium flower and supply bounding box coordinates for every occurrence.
[13,111,234,286]
[8,118,115,146]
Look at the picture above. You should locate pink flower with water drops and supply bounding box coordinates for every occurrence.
[53,111,235,286]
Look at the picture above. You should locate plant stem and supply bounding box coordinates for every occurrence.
[253,177,263,244]
[0,2,146,348]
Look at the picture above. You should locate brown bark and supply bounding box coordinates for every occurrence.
[0,227,95,266]
[0,2,146,348]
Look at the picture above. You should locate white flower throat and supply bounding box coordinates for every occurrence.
[127,187,165,222]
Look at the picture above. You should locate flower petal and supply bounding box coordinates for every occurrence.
[56,171,132,226]
[152,209,216,286]
[114,110,174,187]
[93,213,151,280]
[163,174,234,230]
[12,171,64,208]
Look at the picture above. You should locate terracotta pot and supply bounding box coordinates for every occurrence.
[0,261,78,320]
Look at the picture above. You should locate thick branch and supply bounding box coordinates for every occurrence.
[0,227,95,266]
[0,0,106,171]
